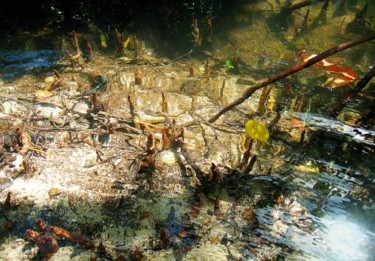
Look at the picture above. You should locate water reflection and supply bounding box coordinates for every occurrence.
[256,198,375,260]
[313,217,374,260]
[253,156,375,260]
[0,50,59,79]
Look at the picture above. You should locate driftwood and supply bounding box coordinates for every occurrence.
[208,34,375,123]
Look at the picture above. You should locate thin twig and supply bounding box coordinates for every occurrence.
[208,34,375,123]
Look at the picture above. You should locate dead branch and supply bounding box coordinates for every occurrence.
[208,34,375,123]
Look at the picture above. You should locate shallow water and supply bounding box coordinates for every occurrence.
[1,0,375,260]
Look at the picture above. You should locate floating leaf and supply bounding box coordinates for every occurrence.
[245,119,269,143]
[300,54,359,88]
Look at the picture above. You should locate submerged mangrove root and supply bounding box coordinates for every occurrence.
[67,31,84,69]
[294,8,310,38]
[355,104,375,127]
[281,0,327,13]
[330,64,375,118]
[191,15,202,47]
[161,92,168,113]
[346,2,368,33]
[208,34,375,123]
[14,128,45,156]
[310,0,329,29]
[299,66,375,155]
[48,70,64,91]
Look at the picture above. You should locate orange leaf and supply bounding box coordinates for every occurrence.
[51,226,73,240]
[300,54,359,88]
[290,117,306,127]
[178,232,188,238]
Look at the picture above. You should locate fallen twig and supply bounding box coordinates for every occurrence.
[208,34,375,123]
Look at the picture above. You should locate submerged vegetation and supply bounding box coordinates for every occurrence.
[1,0,375,260]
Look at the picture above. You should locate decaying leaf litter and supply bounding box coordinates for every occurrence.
[1,0,375,260]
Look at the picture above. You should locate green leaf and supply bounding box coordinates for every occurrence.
[100,34,108,48]
[225,59,234,69]
[245,119,269,143]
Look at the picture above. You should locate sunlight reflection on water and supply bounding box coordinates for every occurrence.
[279,213,375,261]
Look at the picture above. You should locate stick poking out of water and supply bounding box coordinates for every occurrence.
[208,34,375,123]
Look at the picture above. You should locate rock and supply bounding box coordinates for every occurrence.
[184,243,228,261]
[0,176,12,192]
[1,101,29,117]
[33,104,63,118]
[11,154,24,169]
[71,101,90,115]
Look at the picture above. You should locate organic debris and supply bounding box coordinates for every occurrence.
[25,229,59,259]
[14,128,45,156]
[50,226,95,249]
[159,206,198,259]
[190,190,201,218]
[214,198,223,219]
[25,219,98,259]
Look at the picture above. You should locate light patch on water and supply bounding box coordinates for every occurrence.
[324,220,370,259]
[282,215,374,261]
[288,112,375,146]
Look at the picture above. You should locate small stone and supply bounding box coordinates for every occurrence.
[48,188,61,198]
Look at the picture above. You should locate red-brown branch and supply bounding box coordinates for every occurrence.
[208,34,375,123]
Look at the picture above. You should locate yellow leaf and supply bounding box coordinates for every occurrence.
[294,161,319,173]
[245,119,269,143]
[123,36,131,49]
